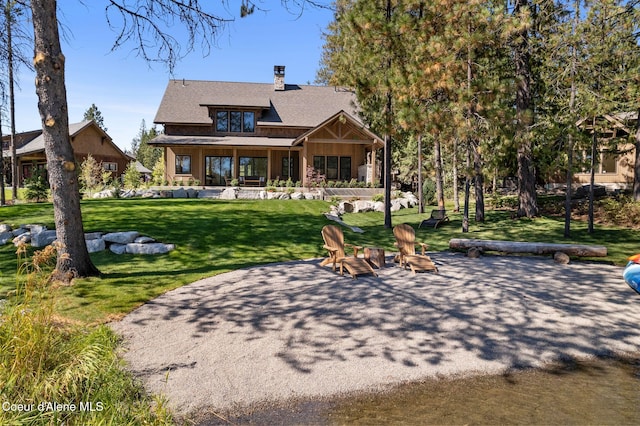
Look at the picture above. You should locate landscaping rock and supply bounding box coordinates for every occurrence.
[126,243,175,255]
[86,238,106,253]
[186,188,198,198]
[85,232,104,240]
[159,190,173,198]
[373,201,385,212]
[0,224,11,233]
[13,233,31,246]
[12,227,28,237]
[173,188,188,198]
[220,188,237,200]
[31,230,58,248]
[0,231,13,245]
[304,192,316,200]
[197,189,221,199]
[554,251,571,264]
[104,231,140,244]
[291,192,304,200]
[110,244,127,254]
[134,236,155,244]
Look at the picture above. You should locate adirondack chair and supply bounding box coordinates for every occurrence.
[320,225,377,279]
[393,224,438,274]
[418,209,450,229]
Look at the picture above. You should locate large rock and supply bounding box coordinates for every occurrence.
[86,238,106,253]
[373,201,385,212]
[0,231,13,245]
[186,188,198,198]
[125,243,175,255]
[220,188,237,200]
[85,232,104,240]
[173,188,188,198]
[13,233,31,246]
[0,224,12,233]
[291,192,304,200]
[31,230,57,248]
[110,243,127,255]
[103,231,140,244]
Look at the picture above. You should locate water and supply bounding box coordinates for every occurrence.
[195,356,640,425]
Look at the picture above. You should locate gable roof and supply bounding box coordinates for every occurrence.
[154,80,361,128]
[3,121,125,158]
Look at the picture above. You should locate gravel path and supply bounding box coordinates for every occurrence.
[111,252,638,418]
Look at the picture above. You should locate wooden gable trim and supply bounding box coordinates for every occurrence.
[292,110,383,148]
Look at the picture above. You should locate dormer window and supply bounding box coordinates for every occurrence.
[216,110,255,133]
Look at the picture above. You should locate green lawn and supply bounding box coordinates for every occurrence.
[0,198,637,324]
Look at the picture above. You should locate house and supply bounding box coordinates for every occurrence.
[571,112,638,191]
[149,66,384,187]
[2,120,130,185]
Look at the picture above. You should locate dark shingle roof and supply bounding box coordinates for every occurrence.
[153,80,360,128]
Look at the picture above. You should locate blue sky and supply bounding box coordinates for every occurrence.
[10,1,334,151]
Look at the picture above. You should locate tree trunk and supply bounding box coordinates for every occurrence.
[462,139,471,233]
[449,238,607,257]
[30,0,99,280]
[434,135,445,209]
[453,138,460,212]
[513,0,538,218]
[417,134,424,214]
[564,134,574,238]
[473,141,484,223]
[6,2,18,201]
[588,116,597,234]
[633,108,640,201]
[0,118,4,206]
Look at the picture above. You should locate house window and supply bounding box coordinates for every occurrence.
[102,162,118,172]
[175,155,191,174]
[313,155,352,180]
[205,156,234,185]
[239,156,267,178]
[215,111,255,133]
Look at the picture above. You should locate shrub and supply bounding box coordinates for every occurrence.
[122,162,142,189]
[422,178,436,205]
[372,193,384,203]
[231,178,239,186]
[24,168,49,202]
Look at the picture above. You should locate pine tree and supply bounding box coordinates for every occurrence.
[83,103,108,132]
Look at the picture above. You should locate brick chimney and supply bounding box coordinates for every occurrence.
[274,65,285,91]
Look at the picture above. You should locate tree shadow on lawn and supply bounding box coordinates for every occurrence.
[116,252,640,412]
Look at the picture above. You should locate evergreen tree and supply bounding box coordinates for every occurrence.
[83,103,107,132]
[130,119,162,170]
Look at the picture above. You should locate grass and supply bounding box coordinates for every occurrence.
[0,245,172,425]
[0,197,637,324]
[1,196,638,424]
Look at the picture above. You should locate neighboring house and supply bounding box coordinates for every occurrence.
[1,120,130,185]
[149,66,384,187]
[571,112,638,191]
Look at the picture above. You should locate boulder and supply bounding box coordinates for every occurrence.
[26,224,47,234]
[173,188,188,198]
[373,201,385,212]
[554,251,571,264]
[186,188,198,198]
[340,201,354,213]
[84,232,104,241]
[86,238,106,253]
[291,192,304,200]
[31,230,57,248]
[304,192,316,200]
[13,233,31,246]
[0,224,12,233]
[159,190,173,198]
[353,200,374,213]
[109,244,127,255]
[390,200,403,212]
[134,236,155,244]
[220,188,237,200]
[103,231,140,244]
[197,189,220,199]
[0,231,13,245]
[12,227,28,237]
[125,243,175,255]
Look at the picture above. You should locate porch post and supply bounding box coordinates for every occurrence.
[267,148,272,181]
[302,139,308,187]
[233,148,238,179]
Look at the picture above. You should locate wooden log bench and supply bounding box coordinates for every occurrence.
[449,238,607,259]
